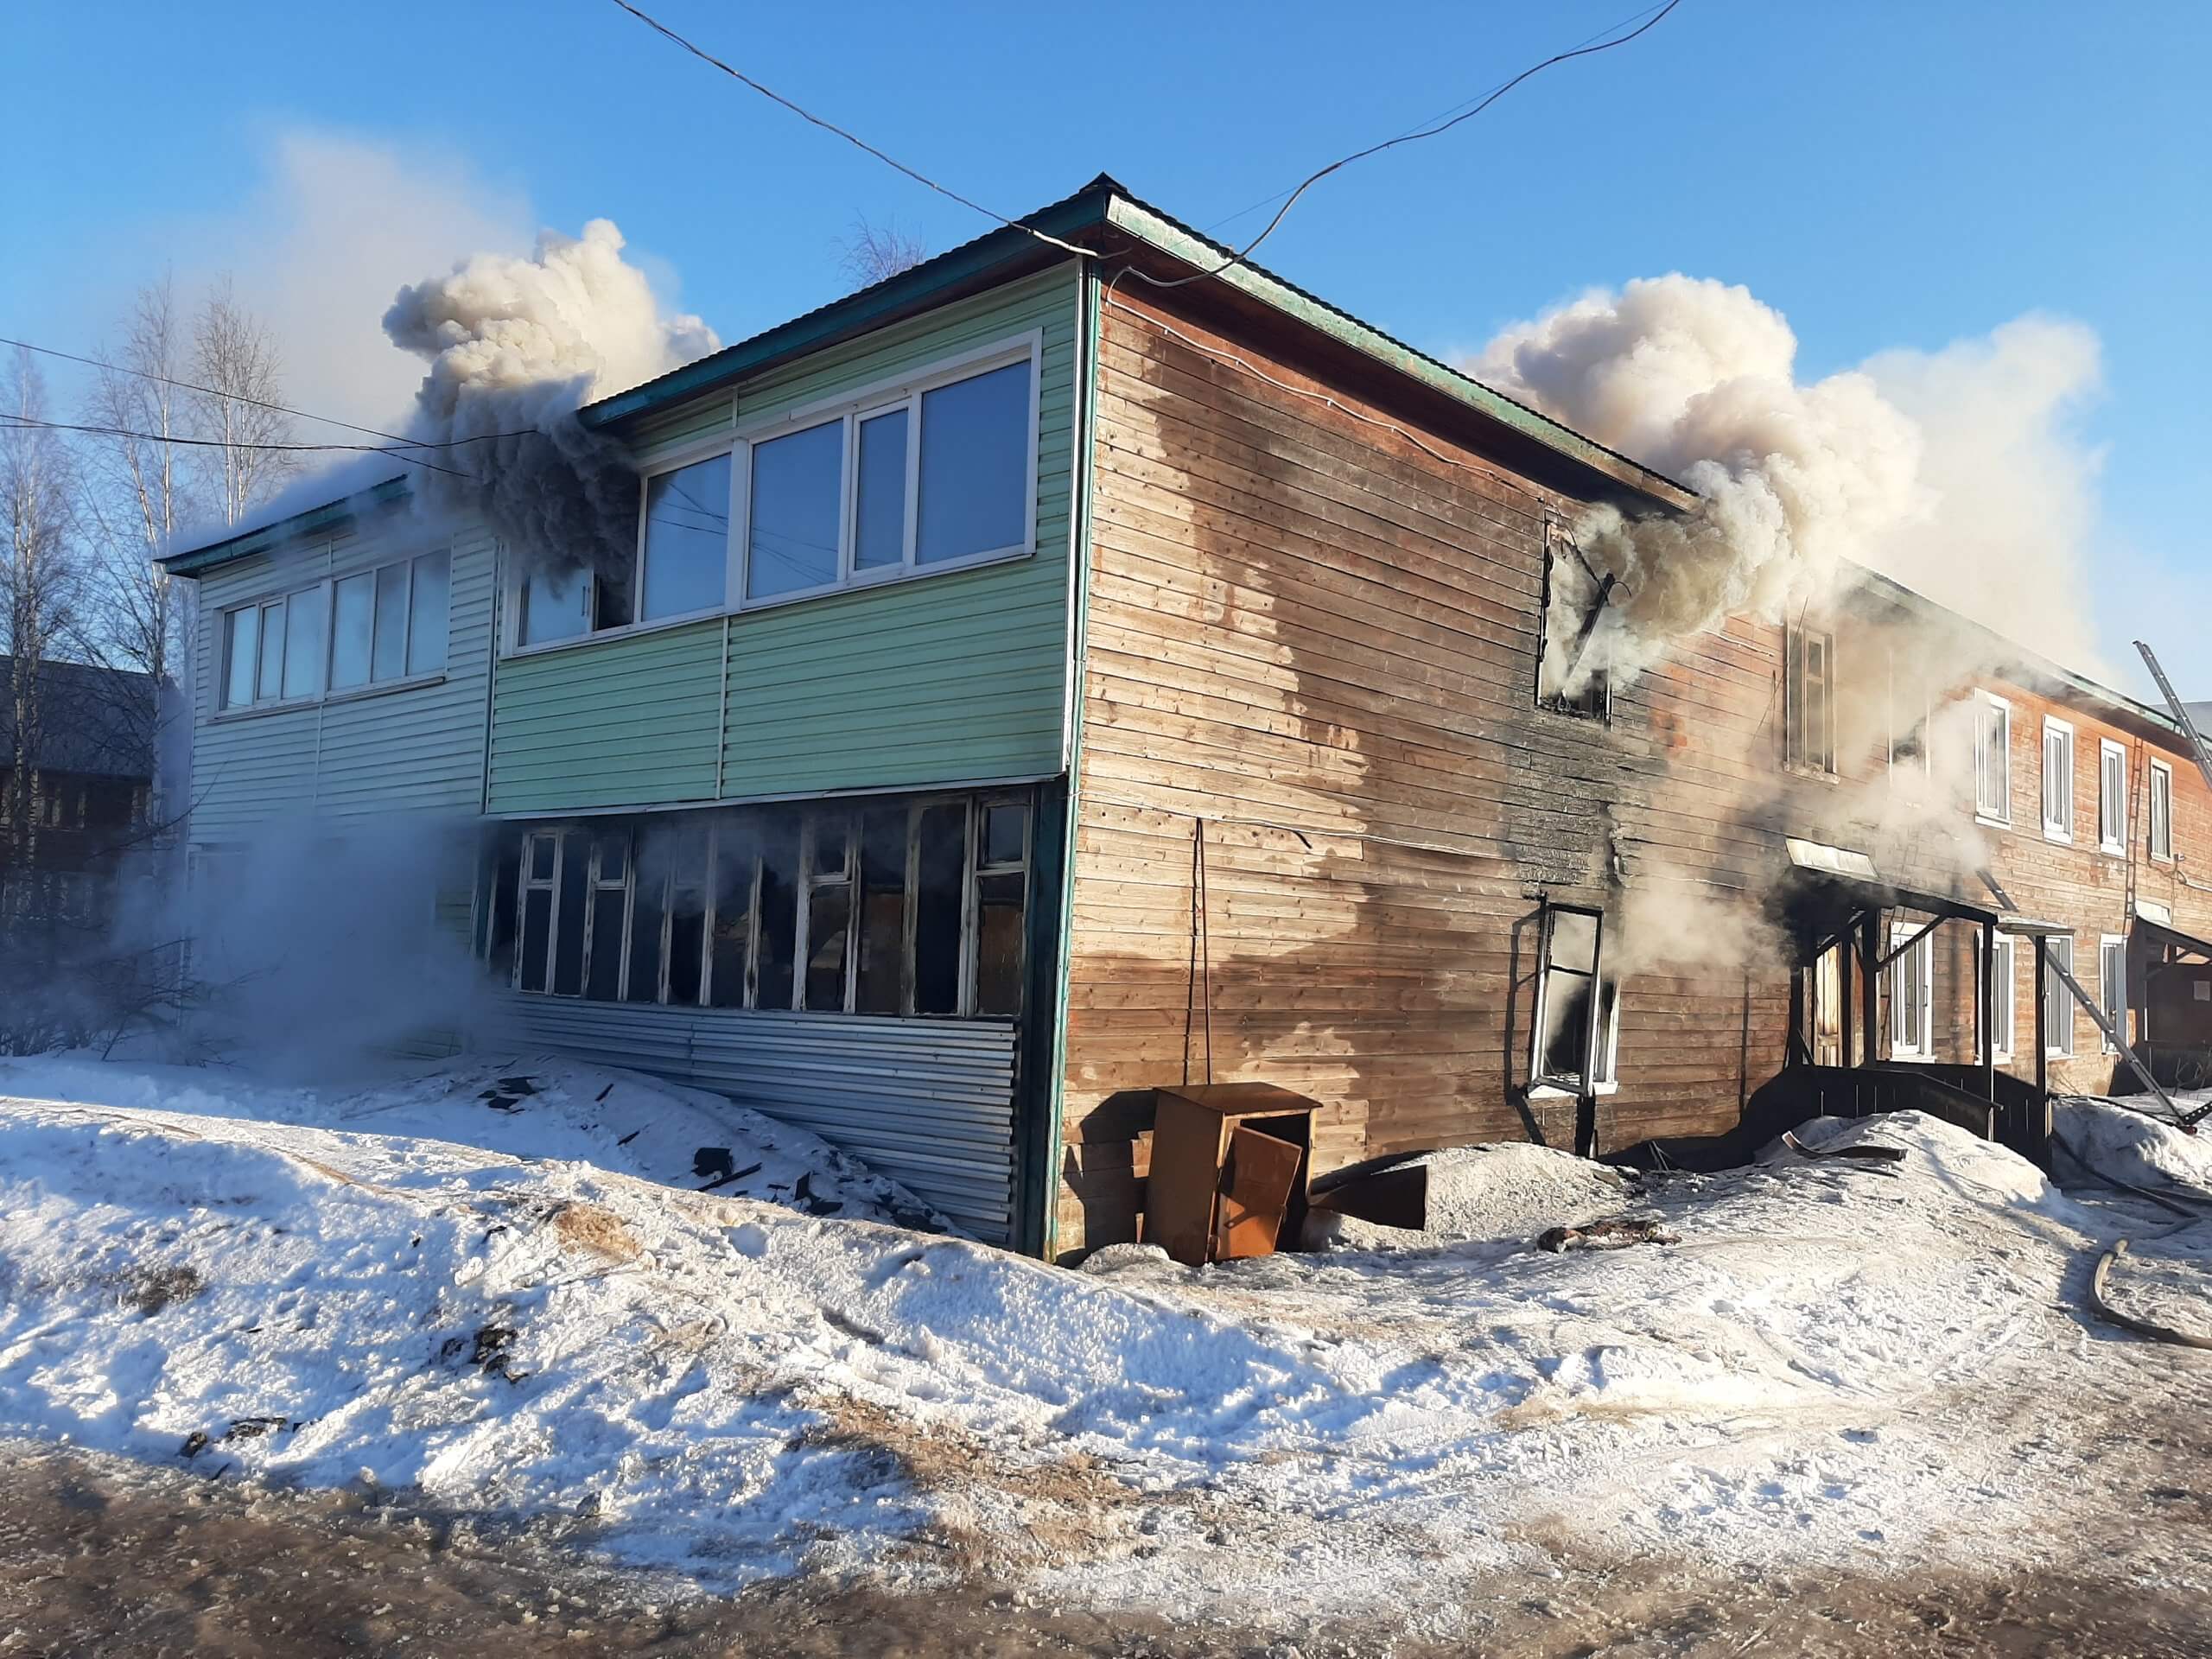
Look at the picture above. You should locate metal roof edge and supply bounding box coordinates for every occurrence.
[1844,563,2178,739]
[158,474,412,577]
[1100,194,1700,512]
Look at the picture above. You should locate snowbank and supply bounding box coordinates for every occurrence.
[0,1075,2168,1625]
[2055,1095,2212,1200]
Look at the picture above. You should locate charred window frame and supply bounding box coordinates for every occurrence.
[1535,529,1613,724]
[1531,901,1618,1094]
[493,792,1030,1020]
[1785,623,1838,775]
[1885,648,1933,790]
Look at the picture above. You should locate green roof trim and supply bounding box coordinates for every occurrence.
[157,474,410,577]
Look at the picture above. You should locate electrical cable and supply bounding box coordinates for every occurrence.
[0,414,471,480]
[0,334,532,452]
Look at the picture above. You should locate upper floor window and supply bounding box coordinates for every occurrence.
[2097,739,2126,854]
[2150,759,2174,861]
[2041,716,2075,842]
[219,550,450,710]
[1886,650,1931,786]
[1974,691,2012,823]
[1785,623,1837,774]
[1535,534,1611,723]
[505,338,1041,652]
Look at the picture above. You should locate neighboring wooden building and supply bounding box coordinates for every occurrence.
[158,177,2212,1260]
[0,655,156,929]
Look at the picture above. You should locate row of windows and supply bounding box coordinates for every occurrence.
[219,551,451,710]
[1973,694,2174,861]
[514,341,1039,649]
[483,792,1032,1020]
[1885,927,2128,1062]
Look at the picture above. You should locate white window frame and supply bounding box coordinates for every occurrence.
[1989,933,2016,1060]
[734,332,1044,611]
[216,551,450,714]
[1974,690,2012,826]
[1887,922,1935,1059]
[1529,902,1620,1097]
[499,332,1045,655]
[2098,739,2127,855]
[2041,715,2075,843]
[2150,758,2175,862]
[2044,935,2075,1058]
[2100,934,2126,1053]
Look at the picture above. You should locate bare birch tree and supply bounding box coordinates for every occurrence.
[75,277,194,780]
[2,347,84,868]
[192,276,297,526]
[838,217,930,289]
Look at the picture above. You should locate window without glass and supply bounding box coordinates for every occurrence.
[1887,650,1931,782]
[1786,624,1837,773]
[1975,695,2012,822]
[2100,937,2126,1052]
[518,564,594,646]
[2042,719,2074,841]
[856,807,909,1014]
[754,814,800,1011]
[586,832,629,1003]
[708,819,756,1011]
[2151,760,2174,861]
[1534,538,1611,722]
[1534,904,1617,1090]
[2044,936,2075,1057]
[801,817,855,1013]
[639,453,731,620]
[2098,740,2126,853]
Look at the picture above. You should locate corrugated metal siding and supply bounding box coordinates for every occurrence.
[721,265,1077,797]
[486,618,725,812]
[483,991,1019,1242]
[186,518,493,836]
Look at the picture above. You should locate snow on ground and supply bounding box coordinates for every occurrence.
[2055,1090,2212,1199]
[0,1058,2203,1635]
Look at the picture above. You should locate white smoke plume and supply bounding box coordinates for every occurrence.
[384,219,722,582]
[1471,276,2110,696]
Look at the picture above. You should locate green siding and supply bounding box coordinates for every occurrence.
[721,264,1077,796]
[487,617,724,811]
[484,263,1080,813]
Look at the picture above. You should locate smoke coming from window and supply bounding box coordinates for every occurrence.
[1470,275,2107,697]
[383,219,721,585]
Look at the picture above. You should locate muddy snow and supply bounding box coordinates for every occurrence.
[0,1056,2208,1649]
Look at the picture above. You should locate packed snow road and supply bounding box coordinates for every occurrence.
[0,1056,2207,1651]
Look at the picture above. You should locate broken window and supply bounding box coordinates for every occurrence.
[1535,533,1612,721]
[1533,903,1617,1091]
[1974,693,2012,823]
[493,792,1032,1020]
[1785,624,1837,774]
[1886,650,1932,783]
[2151,760,2174,861]
[518,556,633,646]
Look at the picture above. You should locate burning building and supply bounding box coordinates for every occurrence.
[156,176,2212,1258]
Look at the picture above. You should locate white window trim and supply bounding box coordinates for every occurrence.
[2098,739,2127,855]
[498,331,1046,654]
[1974,690,2012,827]
[1990,934,2016,1061]
[2149,758,2176,863]
[2099,933,2126,1053]
[2041,715,2075,843]
[2044,936,2076,1058]
[1887,923,1935,1059]
[217,550,449,710]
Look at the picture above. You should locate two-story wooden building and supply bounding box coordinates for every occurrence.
[158,177,2212,1259]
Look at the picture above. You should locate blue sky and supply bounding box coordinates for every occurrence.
[5,0,2205,690]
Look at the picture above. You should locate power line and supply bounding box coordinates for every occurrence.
[1129,0,1684,291]
[601,0,1094,262]
[0,334,531,452]
[0,414,472,480]
[1200,2,1675,237]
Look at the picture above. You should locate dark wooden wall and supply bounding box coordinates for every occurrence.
[1054,289,1797,1256]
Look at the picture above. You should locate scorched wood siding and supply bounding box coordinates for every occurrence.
[1054,289,1790,1257]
